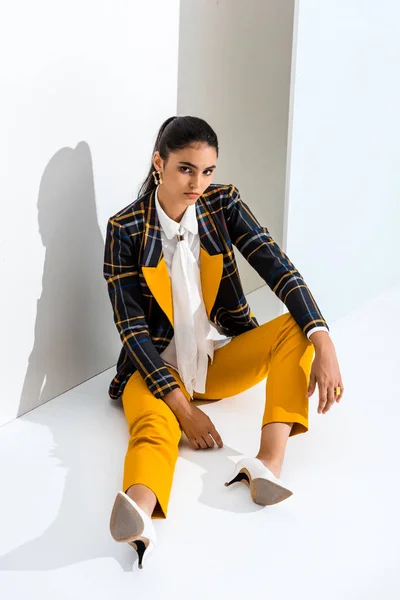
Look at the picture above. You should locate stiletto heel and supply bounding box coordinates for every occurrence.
[128,537,155,569]
[224,457,293,505]
[110,491,157,569]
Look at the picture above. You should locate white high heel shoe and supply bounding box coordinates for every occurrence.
[224,457,293,505]
[109,491,157,569]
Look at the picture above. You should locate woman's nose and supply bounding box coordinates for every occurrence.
[191,176,201,189]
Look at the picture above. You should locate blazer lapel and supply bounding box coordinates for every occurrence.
[141,188,223,328]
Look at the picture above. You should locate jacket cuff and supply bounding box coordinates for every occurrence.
[145,371,182,400]
[306,326,330,340]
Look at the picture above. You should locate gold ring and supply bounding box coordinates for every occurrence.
[335,386,341,396]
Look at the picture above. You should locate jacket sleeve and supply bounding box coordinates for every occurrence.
[103,218,181,400]
[224,185,329,338]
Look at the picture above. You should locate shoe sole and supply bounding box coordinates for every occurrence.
[250,476,293,505]
[226,467,293,505]
[109,492,145,543]
[110,492,155,569]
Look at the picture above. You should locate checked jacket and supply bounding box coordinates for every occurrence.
[103,183,329,401]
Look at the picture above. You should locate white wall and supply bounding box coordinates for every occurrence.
[5,0,396,427]
[0,0,180,426]
[178,0,295,322]
[285,0,400,324]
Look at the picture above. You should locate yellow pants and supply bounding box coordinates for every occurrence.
[121,312,315,519]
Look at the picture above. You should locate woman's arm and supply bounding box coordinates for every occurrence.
[224,185,344,412]
[224,184,329,339]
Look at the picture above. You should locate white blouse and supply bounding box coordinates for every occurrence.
[155,185,232,395]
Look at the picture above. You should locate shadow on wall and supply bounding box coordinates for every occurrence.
[17,141,119,419]
[0,142,268,572]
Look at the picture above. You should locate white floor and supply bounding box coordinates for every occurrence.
[1,284,399,599]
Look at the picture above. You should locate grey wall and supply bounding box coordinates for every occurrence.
[178,0,296,321]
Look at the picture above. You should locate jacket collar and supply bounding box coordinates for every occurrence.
[141,187,223,327]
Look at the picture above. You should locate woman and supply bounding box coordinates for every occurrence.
[103,115,344,568]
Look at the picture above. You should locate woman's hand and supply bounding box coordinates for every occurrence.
[163,388,223,450]
[177,403,224,450]
[306,333,344,414]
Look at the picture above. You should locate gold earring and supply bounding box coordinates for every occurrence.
[152,170,163,185]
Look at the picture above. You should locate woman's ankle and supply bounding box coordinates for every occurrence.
[255,454,283,478]
[126,484,157,517]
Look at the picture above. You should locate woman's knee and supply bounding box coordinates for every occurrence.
[128,406,182,445]
[280,312,312,347]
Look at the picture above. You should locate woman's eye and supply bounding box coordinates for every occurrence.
[180,167,213,175]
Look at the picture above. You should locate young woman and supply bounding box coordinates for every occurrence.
[103,115,344,568]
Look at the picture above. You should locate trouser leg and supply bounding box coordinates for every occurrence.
[120,312,315,519]
[192,312,315,436]
[121,369,183,519]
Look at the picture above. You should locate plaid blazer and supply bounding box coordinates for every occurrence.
[103,183,329,401]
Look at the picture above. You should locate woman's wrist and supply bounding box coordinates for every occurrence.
[163,388,192,416]
[309,330,331,351]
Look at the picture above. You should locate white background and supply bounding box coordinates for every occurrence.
[285,0,400,322]
[0,0,180,425]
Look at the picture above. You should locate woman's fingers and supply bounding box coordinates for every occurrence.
[210,426,223,448]
[191,435,212,449]
[318,380,327,413]
[336,379,344,402]
[192,430,223,450]
[322,385,335,414]
[318,379,344,413]
[195,437,208,449]
[306,372,317,398]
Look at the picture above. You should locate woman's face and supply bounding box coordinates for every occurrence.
[153,142,218,204]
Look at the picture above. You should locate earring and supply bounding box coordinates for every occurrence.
[152,170,163,185]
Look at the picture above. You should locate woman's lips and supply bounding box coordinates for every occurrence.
[185,192,199,198]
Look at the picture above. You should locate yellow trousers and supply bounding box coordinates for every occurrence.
[121,312,315,519]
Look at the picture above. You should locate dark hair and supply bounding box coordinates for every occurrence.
[137,115,219,198]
